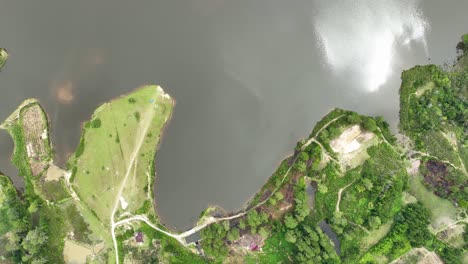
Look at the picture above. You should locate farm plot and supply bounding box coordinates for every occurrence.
[20,104,52,176]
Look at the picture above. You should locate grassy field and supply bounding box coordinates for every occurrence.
[70,85,174,225]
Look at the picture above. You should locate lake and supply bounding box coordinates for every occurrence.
[0,0,467,231]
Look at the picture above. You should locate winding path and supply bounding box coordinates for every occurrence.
[335,180,356,212]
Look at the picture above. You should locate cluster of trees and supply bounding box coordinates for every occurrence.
[200,221,230,259]
[342,144,407,228]
[294,142,322,177]
[241,210,269,235]
[285,221,340,263]
[412,76,465,134]
[272,179,340,263]
[282,178,311,231]
[90,118,102,128]
[364,203,462,264]
[267,191,284,206]
[201,209,271,259]
[401,64,467,148]
[0,176,50,263]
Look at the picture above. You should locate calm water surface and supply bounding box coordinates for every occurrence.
[0,0,467,231]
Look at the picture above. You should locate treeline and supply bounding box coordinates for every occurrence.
[201,209,270,260]
[278,179,340,263]
[362,203,462,264]
[0,175,50,263]
[1,122,67,263]
[342,144,407,228]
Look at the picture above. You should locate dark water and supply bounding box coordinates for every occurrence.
[318,220,341,255]
[0,0,467,231]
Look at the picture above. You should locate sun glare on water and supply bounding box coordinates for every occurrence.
[313,0,429,92]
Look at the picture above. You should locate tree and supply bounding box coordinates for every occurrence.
[258,227,270,239]
[362,117,377,132]
[268,197,277,205]
[369,216,381,230]
[284,214,298,229]
[21,228,48,260]
[90,118,102,128]
[239,219,246,230]
[347,113,361,124]
[275,191,284,201]
[247,210,261,229]
[295,161,307,173]
[318,183,328,194]
[285,230,297,243]
[319,130,330,143]
[227,228,240,241]
[362,178,373,191]
[222,220,230,231]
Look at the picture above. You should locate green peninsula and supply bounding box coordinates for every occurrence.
[0,36,467,264]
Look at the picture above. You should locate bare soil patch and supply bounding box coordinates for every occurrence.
[45,164,64,181]
[330,125,376,168]
[63,240,93,264]
[391,247,443,264]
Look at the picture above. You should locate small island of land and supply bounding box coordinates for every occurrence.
[0,35,467,264]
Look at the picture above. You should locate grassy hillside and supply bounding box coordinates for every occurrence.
[69,85,174,225]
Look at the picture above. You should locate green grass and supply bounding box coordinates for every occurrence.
[70,86,173,224]
[63,203,92,244]
[39,179,71,202]
[360,220,393,251]
[422,131,460,166]
[257,229,295,263]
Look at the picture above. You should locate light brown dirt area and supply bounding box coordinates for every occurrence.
[414,81,435,97]
[45,164,65,181]
[21,104,50,176]
[63,240,93,264]
[407,160,421,175]
[330,125,378,169]
[391,247,443,264]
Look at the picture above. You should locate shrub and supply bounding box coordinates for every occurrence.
[90,118,102,128]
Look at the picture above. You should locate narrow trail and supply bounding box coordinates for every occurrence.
[336,179,355,212]
[410,150,466,175]
[112,99,157,264]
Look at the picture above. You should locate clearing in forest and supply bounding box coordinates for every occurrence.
[63,240,93,264]
[69,85,174,225]
[391,247,443,264]
[330,125,378,168]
